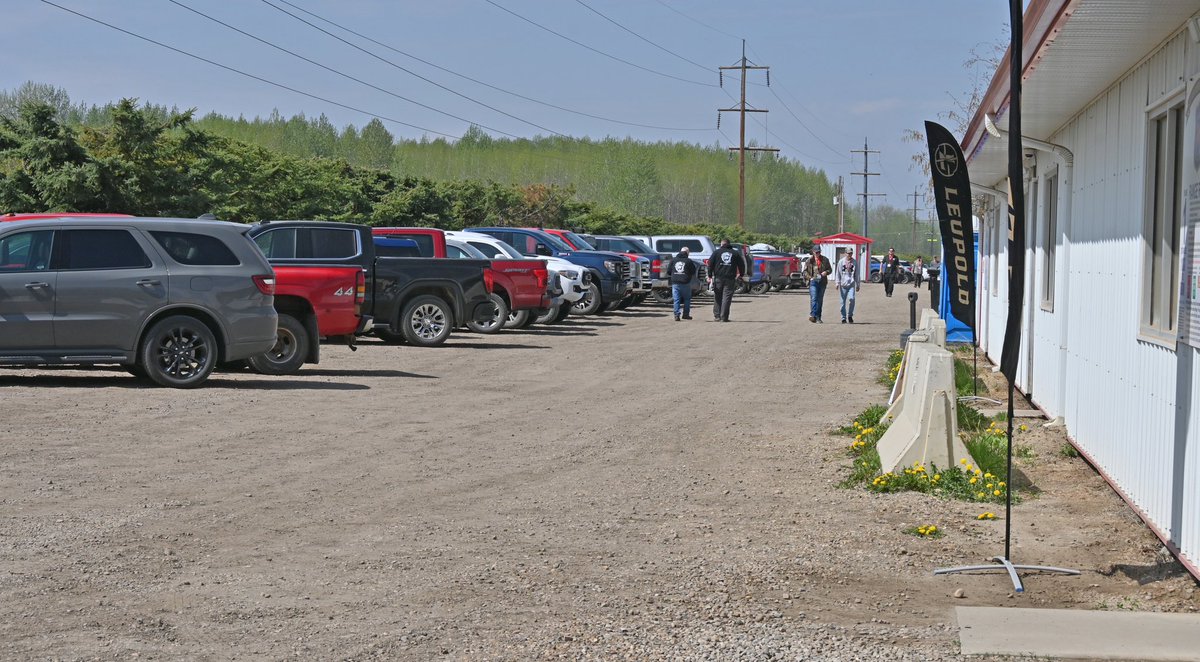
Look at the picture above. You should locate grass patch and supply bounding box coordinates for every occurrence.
[1060,442,1080,458]
[953,356,987,396]
[957,401,991,432]
[905,524,943,539]
[881,349,904,387]
[835,404,887,435]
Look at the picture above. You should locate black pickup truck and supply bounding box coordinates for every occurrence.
[247,221,492,347]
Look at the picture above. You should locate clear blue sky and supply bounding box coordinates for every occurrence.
[4,0,1010,217]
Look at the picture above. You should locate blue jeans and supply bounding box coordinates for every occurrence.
[809,278,827,320]
[839,285,856,320]
[672,283,692,317]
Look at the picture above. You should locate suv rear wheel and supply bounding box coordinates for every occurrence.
[139,315,218,388]
[401,295,453,346]
[247,314,308,375]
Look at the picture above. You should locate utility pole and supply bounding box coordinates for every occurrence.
[719,40,778,229]
[835,176,845,233]
[907,188,921,254]
[851,139,883,241]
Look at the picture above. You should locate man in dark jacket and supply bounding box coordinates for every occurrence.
[707,238,746,322]
[668,247,697,321]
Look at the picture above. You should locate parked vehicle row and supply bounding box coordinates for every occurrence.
[0,216,816,389]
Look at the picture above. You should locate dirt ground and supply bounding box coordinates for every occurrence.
[1,285,1197,661]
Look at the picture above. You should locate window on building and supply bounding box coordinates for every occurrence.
[1041,173,1058,311]
[1142,101,1184,340]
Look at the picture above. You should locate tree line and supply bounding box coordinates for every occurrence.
[1,82,933,254]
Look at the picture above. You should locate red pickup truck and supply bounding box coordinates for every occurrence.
[250,264,369,374]
[371,227,551,327]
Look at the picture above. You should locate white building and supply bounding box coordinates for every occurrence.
[966,0,1200,579]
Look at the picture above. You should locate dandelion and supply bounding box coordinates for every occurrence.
[977,512,996,520]
[976,491,985,498]
[998,482,1006,488]
[960,458,968,465]
[933,474,941,481]
[986,483,994,489]
[1019,424,1029,432]
[969,477,977,484]
[993,490,1002,497]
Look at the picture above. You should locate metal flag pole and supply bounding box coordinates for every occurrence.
[934,0,1078,593]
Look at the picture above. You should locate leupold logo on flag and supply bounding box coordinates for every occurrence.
[934,143,959,178]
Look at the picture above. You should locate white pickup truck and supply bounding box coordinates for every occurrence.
[446,231,589,323]
[624,235,714,300]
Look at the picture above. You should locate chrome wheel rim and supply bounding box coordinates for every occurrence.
[410,303,447,340]
[264,328,298,364]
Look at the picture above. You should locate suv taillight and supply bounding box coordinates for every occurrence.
[355,270,366,304]
[252,275,276,295]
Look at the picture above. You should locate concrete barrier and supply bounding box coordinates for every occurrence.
[878,316,971,474]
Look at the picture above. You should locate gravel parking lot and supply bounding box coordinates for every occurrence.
[2,287,1196,660]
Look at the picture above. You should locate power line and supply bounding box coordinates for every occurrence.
[720,87,843,166]
[652,0,743,42]
[482,0,714,87]
[167,0,524,139]
[268,0,712,132]
[764,86,844,158]
[571,0,711,73]
[38,0,459,139]
[258,0,566,137]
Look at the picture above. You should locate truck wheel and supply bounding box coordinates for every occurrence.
[467,294,508,334]
[572,282,603,315]
[750,282,771,295]
[534,303,561,325]
[247,314,308,375]
[138,315,218,388]
[506,309,531,329]
[869,272,882,283]
[651,289,673,304]
[735,281,749,295]
[772,283,786,292]
[552,304,571,323]
[375,328,407,344]
[401,295,453,346]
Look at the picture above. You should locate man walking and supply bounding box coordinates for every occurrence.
[668,246,697,321]
[836,249,860,323]
[804,246,832,323]
[881,247,901,297]
[912,256,924,288]
[707,238,745,322]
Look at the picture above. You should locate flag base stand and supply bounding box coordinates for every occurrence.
[934,556,1079,593]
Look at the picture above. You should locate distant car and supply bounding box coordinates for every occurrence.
[0,217,278,387]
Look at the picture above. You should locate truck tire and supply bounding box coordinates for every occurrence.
[572,282,603,315]
[375,328,407,344]
[400,295,453,347]
[506,309,531,329]
[652,288,673,304]
[247,314,309,375]
[467,294,508,334]
[632,294,647,306]
[735,281,749,295]
[138,315,218,388]
[534,303,561,325]
[750,281,771,295]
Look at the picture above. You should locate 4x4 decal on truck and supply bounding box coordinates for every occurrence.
[333,287,355,296]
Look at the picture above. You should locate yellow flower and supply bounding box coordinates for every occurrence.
[977,512,995,520]
[1019,424,1028,432]
[998,482,1006,488]
[960,458,968,465]
[974,468,982,475]
[969,477,977,484]
[993,490,1002,497]
[933,474,941,481]
[976,492,985,498]
[987,483,994,489]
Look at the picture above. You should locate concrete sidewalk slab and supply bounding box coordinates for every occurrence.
[957,607,1200,660]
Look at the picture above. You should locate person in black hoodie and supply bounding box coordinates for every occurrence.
[707,238,746,322]
[668,247,698,321]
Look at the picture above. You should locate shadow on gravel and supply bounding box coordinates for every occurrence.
[302,368,437,379]
[445,342,550,350]
[0,375,370,390]
[504,329,598,337]
[610,311,670,318]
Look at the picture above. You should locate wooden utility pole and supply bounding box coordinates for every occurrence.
[851,139,883,240]
[719,41,778,229]
[907,188,921,254]
[836,175,845,233]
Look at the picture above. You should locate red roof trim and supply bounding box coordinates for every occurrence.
[813,232,873,244]
[962,0,1080,159]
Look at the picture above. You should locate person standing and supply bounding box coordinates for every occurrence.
[707,238,745,322]
[881,247,901,297]
[668,246,697,321]
[836,249,860,323]
[804,246,832,323]
[912,256,924,288]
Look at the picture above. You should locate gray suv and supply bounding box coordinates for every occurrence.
[0,217,278,388]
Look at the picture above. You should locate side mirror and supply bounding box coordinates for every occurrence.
[535,244,551,256]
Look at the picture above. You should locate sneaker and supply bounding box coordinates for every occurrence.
[682,315,692,320]
[817,318,823,323]
[841,318,846,324]
[809,315,816,323]
[848,316,854,324]
[675,314,680,321]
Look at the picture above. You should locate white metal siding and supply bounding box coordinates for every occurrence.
[975,26,1200,573]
